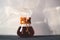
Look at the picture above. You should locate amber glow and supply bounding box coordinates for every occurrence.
[20,17,31,24]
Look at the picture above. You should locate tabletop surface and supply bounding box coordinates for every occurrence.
[0,35,60,40]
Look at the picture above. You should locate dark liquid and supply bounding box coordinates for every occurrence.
[17,26,34,37]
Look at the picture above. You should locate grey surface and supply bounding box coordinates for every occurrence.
[0,35,60,40]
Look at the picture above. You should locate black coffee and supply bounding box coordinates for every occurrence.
[17,26,34,37]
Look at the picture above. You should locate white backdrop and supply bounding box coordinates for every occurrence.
[0,0,60,35]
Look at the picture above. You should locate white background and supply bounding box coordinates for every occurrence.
[0,0,60,35]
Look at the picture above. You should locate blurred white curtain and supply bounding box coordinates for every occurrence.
[0,0,40,35]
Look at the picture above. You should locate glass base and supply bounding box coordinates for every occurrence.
[17,26,34,37]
